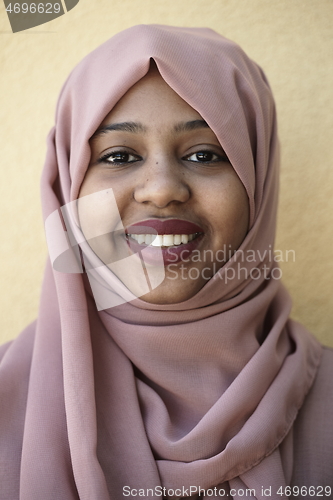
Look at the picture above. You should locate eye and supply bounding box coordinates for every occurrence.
[183,150,228,163]
[98,150,141,165]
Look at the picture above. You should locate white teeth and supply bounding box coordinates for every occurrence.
[151,235,163,247]
[144,234,153,245]
[162,235,174,246]
[127,233,199,247]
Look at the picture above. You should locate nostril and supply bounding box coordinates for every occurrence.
[133,175,191,207]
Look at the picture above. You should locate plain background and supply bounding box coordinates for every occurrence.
[0,0,332,346]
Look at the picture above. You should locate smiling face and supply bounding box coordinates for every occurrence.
[78,64,249,304]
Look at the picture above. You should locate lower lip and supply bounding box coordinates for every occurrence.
[126,234,204,265]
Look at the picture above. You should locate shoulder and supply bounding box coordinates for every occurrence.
[292,346,333,487]
[0,320,36,423]
[0,321,36,409]
[299,346,333,416]
[0,324,36,431]
[0,322,36,499]
[0,321,36,372]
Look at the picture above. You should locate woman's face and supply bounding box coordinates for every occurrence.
[78,66,249,304]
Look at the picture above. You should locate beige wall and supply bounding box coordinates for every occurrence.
[0,0,332,346]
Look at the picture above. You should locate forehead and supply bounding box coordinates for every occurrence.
[97,67,203,131]
[89,65,226,160]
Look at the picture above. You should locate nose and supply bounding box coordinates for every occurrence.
[133,158,191,208]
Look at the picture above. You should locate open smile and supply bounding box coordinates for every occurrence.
[126,232,200,247]
[124,219,205,264]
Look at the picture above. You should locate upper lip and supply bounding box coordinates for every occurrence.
[125,219,204,235]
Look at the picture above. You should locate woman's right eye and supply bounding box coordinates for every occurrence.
[98,151,140,165]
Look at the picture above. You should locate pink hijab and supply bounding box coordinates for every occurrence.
[0,25,322,499]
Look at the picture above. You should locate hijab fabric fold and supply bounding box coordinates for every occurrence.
[0,25,322,500]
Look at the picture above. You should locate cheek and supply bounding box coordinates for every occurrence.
[208,178,249,247]
[79,167,135,215]
[77,187,131,267]
[78,176,129,244]
[79,168,110,198]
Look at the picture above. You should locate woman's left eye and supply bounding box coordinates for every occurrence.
[183,151,227,163]
[99,151,140,164]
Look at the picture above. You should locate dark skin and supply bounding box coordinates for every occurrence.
[78,66,249,304]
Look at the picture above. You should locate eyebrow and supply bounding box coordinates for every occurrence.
[91,121,147,139]
[173,119,209,133]
[91,119,210,140]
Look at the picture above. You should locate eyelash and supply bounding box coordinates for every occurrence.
[184,151,229,163]
[98,151,140,165]
[98,149,229,166]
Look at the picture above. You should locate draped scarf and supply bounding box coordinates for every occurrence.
[0,25,321,500]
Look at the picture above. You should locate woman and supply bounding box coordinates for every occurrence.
[0,24,332,500]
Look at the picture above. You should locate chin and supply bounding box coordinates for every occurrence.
[140,279,205,304]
